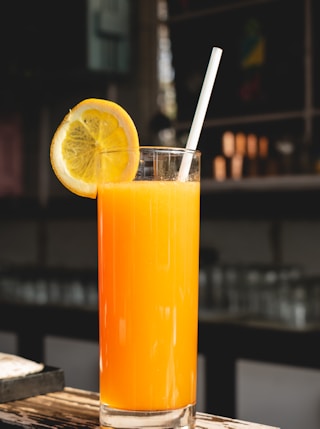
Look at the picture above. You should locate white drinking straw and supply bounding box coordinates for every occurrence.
[178,46,223,181]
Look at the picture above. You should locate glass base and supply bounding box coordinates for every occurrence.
[100,403,196,429]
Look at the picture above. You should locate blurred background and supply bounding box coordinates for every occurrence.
[1,1,320,428]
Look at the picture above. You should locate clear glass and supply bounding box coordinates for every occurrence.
[97,147,201,429]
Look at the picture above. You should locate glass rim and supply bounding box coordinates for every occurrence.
[101,146,201,155]
[139,145,200,154]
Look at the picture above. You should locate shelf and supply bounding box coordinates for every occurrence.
[1,175,320,221]
[0,197,96,220]
[174,109,320,131]
[200,174,320,219]
[199,309,320,333]
[166,0,280,23]
[201,174,320,193]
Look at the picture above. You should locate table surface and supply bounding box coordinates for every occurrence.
[0,387,279,429]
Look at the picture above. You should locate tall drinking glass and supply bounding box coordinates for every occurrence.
[98,146,201,429]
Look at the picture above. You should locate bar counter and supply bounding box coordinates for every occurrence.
[2,303,320,418]
[0,387,278,429]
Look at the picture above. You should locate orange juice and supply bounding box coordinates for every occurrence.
[98,179,200,411]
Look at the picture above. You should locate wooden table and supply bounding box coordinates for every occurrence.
[0,387,279,429]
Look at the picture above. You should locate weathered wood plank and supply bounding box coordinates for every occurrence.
[0,387,279,429]
[0,388,99,428]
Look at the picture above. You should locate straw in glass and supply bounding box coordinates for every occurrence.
[178,47,223,181]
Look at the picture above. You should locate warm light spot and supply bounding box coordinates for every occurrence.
[213,156,226,181]
[259,136,269,158]
[222,131,235,158]
[235,132,246,156]
[231,154,243,180]
[247,133,258,159]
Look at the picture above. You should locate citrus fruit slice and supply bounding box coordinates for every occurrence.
[50,98,140,198]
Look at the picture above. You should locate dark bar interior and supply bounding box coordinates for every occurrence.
[0,1,319,428]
